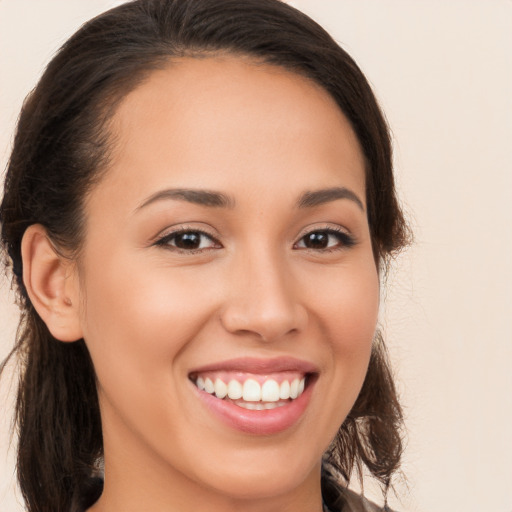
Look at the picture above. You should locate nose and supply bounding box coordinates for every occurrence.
[220,250,308,342]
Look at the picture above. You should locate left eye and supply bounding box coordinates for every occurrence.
[295,229,354,250]
[156,230,220,251]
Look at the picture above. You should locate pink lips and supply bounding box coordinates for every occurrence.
[189,357,318,435]
[189,356,318,375]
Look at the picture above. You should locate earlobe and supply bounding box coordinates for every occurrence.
[21,224,83,342]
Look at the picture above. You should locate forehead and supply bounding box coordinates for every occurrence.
[95,56,366,210]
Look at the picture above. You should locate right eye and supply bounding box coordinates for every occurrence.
[154,229,221,253]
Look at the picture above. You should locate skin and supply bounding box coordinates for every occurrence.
[25,57,380,512]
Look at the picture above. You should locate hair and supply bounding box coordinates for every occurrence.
[0,1,410,511]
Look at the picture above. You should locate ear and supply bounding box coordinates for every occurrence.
[21,224,83,342]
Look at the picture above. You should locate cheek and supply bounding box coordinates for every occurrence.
[306,260,379,351]
[77,259,224,453]
[336,269,379,380]
[83,252,202,334]
[77,254,219,395]
[305,258,379,403]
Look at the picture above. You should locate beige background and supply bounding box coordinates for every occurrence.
[1,1,511,511]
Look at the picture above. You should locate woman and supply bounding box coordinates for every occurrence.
[0,1,409,511]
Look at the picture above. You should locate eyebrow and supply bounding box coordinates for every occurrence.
[136,186,364,212]
[137,188,235,210]
[297,187,365,211]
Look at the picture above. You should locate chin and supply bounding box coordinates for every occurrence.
[200,461,317,501]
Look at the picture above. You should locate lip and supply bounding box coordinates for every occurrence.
[189,356,319,375]
[188,357,318,435]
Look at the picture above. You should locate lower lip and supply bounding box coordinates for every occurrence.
[192,378,315,435]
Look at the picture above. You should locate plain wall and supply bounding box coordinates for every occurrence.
[1,1,511,511]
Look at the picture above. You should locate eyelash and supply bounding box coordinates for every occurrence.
[153,227,220,254]
[153,226,356,254]
[293,227,357,252]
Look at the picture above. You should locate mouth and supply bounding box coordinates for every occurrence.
[188,357,318,434]
[189,371,308,410]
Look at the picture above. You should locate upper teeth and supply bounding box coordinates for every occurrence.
[195,376,306,402]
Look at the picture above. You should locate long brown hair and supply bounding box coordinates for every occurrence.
[0,1,410,511]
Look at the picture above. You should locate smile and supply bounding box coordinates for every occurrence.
[192,372,307,410]
[188,357,317,434]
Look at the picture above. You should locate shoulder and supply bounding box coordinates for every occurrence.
[322,473,397,512]
[338,487,392,512]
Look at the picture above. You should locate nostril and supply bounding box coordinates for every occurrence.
[219,303,307,343]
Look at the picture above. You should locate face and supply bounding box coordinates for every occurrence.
[75,57,379,506]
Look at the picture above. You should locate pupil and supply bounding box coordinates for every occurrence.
[175,232,201,249]
[305,232,328,249]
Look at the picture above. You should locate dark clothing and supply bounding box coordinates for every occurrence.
[322,473,393,512]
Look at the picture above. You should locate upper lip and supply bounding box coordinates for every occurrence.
[189,356,319,376]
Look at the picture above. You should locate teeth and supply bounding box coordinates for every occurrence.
[241,402,260,410]
[204,377,215,394]
[279,380,290,399]
[236,400,288,411]
[243,379,261,401]
[196,376,205,391]
[227,379,243,400]
[290,378,299,399]
[194,375,308,404]
[261,379,280,402]
[214,378,227,399]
